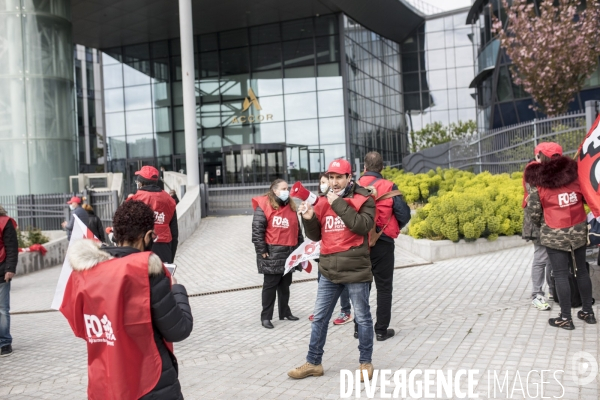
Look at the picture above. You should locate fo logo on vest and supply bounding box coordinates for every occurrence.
[332,161,341,168]
[272,216,290,228]
[325,216,346,232]
[558,192,578,208]
[154,211,166,224]
[84,314,116,345]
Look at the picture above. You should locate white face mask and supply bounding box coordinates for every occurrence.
[320,183,329,194]
[69,204,76,211]
[277,190,289,202]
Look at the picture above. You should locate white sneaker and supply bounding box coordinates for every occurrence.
[532,295,551,311]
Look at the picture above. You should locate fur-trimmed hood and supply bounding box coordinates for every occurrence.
[523,156,578,189]
[67,239,164,275]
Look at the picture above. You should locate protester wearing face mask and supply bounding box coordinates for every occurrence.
[252,179,304,329]
[61,197,90,241]
[129,166,178,263]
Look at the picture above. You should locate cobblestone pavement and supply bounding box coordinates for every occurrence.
[2,216,599,399]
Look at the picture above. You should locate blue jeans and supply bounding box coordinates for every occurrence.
[0,281,11,347]
[307,275,373,365]
[317,271,351,314]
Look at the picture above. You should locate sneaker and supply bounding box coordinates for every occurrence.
[359,363,374,382]
[288,362,324,379]
[0,345,12,357]
[532,295,551,311]
[333,312,353,325]
[548,314,575,330]
[577,310,597,324]
[308,314,314,322]
[376,329,396,341]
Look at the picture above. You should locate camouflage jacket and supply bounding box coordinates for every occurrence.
[522,183,541,245]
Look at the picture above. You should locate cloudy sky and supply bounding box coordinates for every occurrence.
[426,0,472,11]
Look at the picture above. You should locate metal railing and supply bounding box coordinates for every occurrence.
[449,111,587,174]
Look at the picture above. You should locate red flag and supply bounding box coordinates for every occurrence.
[578,114,600,216]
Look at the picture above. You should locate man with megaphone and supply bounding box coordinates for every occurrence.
[288,159,377,382]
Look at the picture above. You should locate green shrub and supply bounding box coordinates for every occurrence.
[16,227,50,248]
[382,167,524,242]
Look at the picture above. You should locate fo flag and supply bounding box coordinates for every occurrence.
[51,215,98,310]
[283,239,320,276]
[578,114,600,216]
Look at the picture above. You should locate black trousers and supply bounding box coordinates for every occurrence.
[261,273,293,321]
[371,240,395,335]
[546,246,594,319]
[153,242,173,263]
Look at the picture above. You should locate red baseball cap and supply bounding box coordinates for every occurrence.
[67,196,82,204]
[135,166,159,181]
[326,159,352,175]
[535,142,563,158]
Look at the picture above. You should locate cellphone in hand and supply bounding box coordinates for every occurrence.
[164,263,177,276]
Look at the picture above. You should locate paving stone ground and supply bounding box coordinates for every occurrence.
[2,216,599,399]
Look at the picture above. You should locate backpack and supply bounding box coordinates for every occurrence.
[363,178,402,247]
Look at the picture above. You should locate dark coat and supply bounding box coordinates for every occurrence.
[524,156,587,252]
[86,210,106,243]
[66,206,89,240]
[251,198,303,275]
[302,183,375,284]
[0,220,18,281]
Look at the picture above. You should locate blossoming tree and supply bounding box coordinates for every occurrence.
[493,0,600,116]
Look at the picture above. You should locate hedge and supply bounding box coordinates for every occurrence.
[381,167,523,242]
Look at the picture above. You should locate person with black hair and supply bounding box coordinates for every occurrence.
[61,200,193,400]
[129,166,179,263]
[82,204,106,243]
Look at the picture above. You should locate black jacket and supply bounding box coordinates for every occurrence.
[138,185,179,260]
[0,220,18,281]
[86,210,106,243]
[101,245,193,400]
[252,198,303,274]
[361,171,412,242]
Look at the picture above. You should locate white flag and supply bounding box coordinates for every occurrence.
[50,215,96,310]
[283,239,320,276]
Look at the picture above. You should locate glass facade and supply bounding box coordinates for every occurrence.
[401,11,477,134]
[470,0,600,129]
[101,14,345,191]
[344,16,406,168]
[0,0,77,196]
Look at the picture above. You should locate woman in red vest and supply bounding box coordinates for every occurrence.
[252,179,303,329]
[524,142,596,329]
[61,200,193,399]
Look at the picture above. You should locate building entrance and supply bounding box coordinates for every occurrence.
[221,144,286,185]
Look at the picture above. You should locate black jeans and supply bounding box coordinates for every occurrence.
[261,273,293,320]
[152,242,173,263]
[546,246,594,319]
[371,240,395,335]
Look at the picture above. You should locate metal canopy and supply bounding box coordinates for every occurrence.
[71,0,424,49]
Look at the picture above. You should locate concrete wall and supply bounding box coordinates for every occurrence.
[17,234,69,275]
[163,171,188,199]
[176,185,201,245]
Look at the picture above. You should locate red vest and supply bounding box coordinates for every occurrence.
[0,216,17,263]
[130,190,176,243]
[537,180,587,229]
[314,194,369,255]
[252,196,298,246]
[60,251,165,400]
[358,176,400,239]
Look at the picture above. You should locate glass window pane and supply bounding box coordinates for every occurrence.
[127,133,155,158]
[199,103,220,128]
[319,116,345,144]
[251,43,282,71]
[430,90,449,110]
[108,136,126,160]
[457,88,475,109]
[251,70,283,96]
[221,48,249,75]
[219,29,248,49]
[123,62,151,86]
[153,82,170,107]
[284,92,318,120]
[320,143,347,165]
[403,73,420,92]
[154,107,170,132]
[156,132,172,157]
[220,74,250,99]
[426,17,444,32]
[456,67,474,88]
[426,49,446,70]
[126,109,153,134]
[198,79,221,101]
[123,43,150,61]
[425,31,445,50]
[317,90,344,117]
[104,88,124,113]
[286,119,318,145]
[497,66,513,102]
[103,64,123,89]
[317,63,342,90]
[284,66,316,93]
[283,39,314,68]
[401,52,419,72]
[152,58,170,83]
[252,95,284,123]
[124,85,152,110]
[250,23,281,44]
[255,122,285,143]
[199,33,218,52]
[106,112,125,136]
[151,41,169,59]
[455,46,473,67]
[282,18,314,40]
[428,70,447,91]
[102,50,122,65]
[315,36,339,64]
[174,131,185,154]
[202,128,222,151]
[199,51,219,78]
[315,15,338,36]
[223,124,252,145]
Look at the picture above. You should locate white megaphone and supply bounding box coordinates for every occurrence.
[291,182,318,209]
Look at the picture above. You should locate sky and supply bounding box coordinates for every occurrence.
[426,0,472,11]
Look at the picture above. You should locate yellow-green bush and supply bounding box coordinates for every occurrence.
[381,167,523,241]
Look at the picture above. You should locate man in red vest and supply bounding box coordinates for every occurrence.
[358,152,411,341]
[288,159,377,381]
[0,205,18,357]
[129,166,178,263]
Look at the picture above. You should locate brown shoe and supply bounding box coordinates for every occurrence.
[288,362,324,379]
[359,363,374,382]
